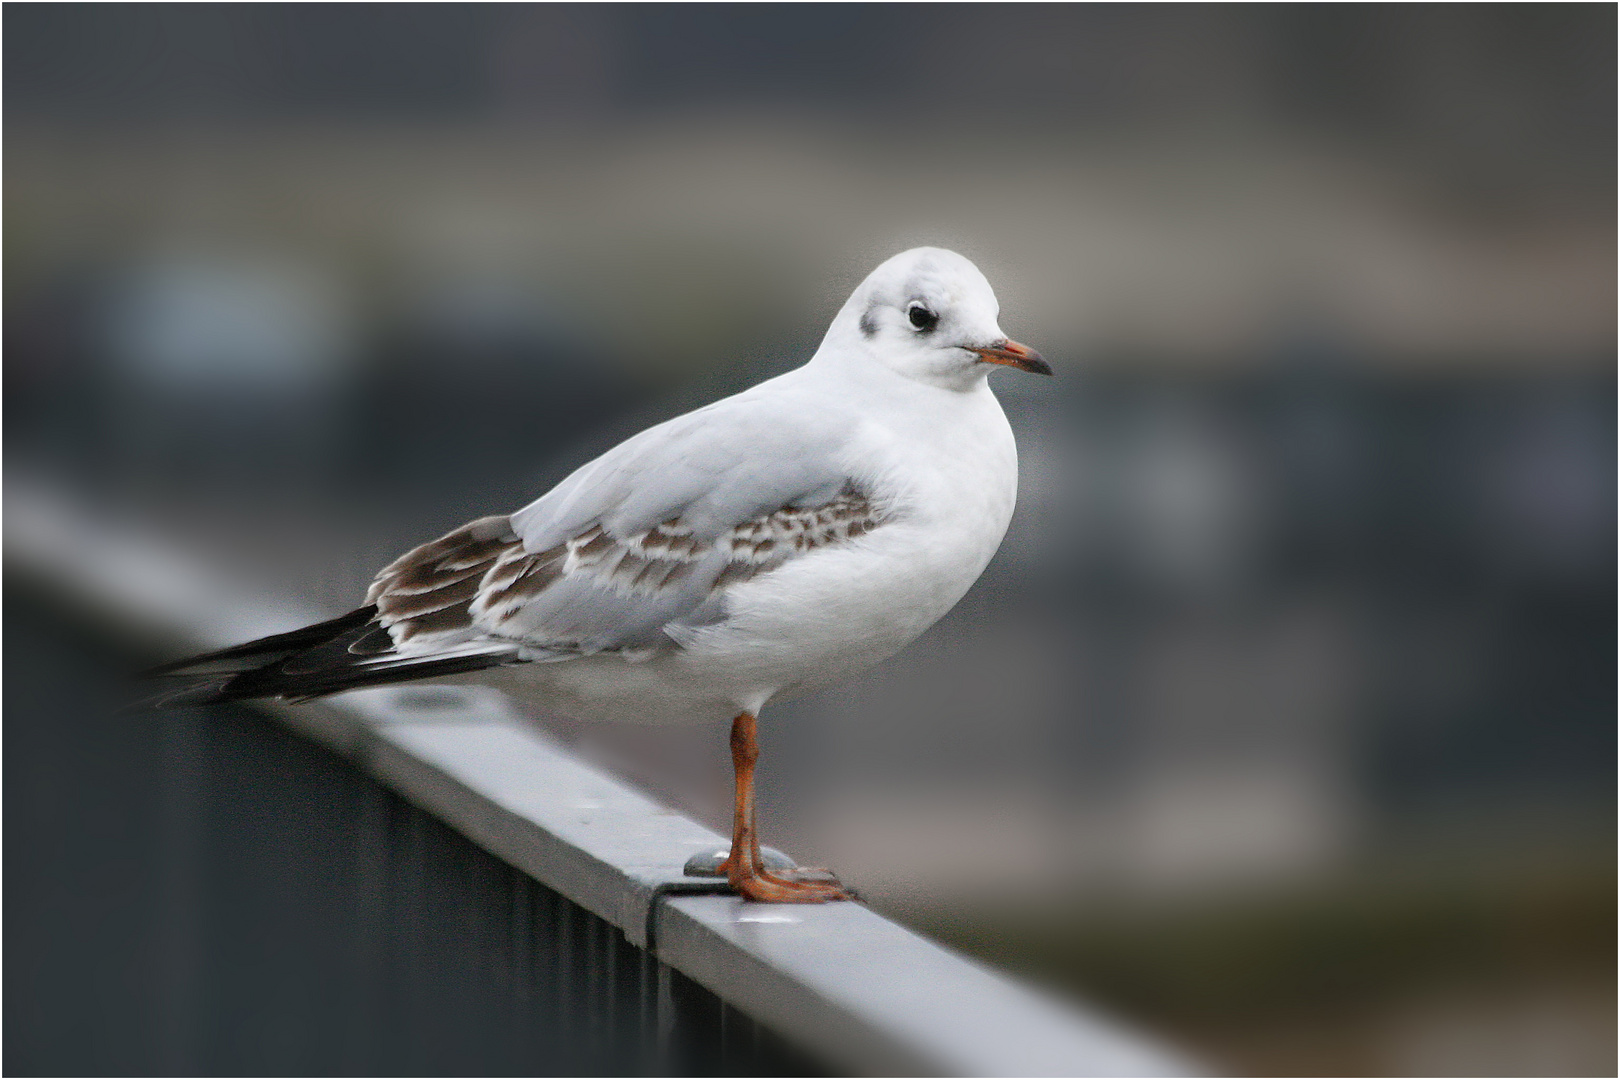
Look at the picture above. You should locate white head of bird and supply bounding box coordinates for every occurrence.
[818,247,1050,391]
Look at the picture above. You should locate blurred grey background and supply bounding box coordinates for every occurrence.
[6,5,1614,1075]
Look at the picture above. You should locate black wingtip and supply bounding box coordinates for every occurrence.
[140,606,379,678]
[133,603,520,712]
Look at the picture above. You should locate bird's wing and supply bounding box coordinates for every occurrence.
[141,391,892,708]
[368,387,892,659]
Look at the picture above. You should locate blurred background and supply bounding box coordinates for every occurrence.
[6,4,1614,1075]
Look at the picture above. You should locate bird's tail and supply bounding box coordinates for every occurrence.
[135,605,516,709]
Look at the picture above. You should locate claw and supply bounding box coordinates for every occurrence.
[732,866,852,904]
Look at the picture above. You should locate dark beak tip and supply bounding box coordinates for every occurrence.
[973,340,1053,376]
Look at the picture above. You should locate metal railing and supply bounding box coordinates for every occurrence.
[8,630,817,1075]
[7,483,1198,1076]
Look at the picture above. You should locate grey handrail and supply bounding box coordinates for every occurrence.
[7,483,1199,1077]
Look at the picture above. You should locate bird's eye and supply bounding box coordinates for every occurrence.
[907,302,939,332]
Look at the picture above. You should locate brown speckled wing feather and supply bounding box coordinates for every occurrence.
[365,515,521,646]
[367,481,888,657]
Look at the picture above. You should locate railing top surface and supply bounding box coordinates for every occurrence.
[8,484,1199,1078]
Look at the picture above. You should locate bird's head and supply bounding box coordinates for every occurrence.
[824,247,1050,390]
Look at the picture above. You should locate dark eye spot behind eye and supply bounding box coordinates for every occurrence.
[908,303,939,331]
[859,309,879,338]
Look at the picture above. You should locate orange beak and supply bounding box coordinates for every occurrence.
[968,338,1052,376]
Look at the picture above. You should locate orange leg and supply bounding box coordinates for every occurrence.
[719,711,850,903]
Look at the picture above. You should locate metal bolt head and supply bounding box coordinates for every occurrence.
[683,846,796,877]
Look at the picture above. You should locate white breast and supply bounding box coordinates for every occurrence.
[679,381,1016,686]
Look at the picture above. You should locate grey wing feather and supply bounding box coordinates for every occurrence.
[512,390,857,548]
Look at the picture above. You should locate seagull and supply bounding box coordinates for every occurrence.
[144,247,1051,902]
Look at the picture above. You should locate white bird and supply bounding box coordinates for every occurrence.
[146,247,1050,902]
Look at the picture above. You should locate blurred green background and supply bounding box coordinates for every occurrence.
[6,5,1614,1075]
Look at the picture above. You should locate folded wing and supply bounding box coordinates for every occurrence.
[142,389,893,706]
